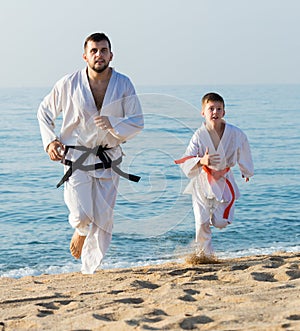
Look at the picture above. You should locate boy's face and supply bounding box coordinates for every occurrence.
[201,100,225,124]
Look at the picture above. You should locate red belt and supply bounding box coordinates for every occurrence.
[174,156,235,219]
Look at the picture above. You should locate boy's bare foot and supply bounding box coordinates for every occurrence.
[70,231,86,259]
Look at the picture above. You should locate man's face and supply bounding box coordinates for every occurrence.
[83,40,113,73]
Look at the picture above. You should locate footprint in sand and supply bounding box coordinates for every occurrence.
[35,300,74,318]
[269,256,285,263]
[230,264,250,271]
[93,312,118,322]
[125,309,168,327]
[179,294,197,302]
[273,263,300,281]
[37,309,54,318]
[114,297,144,304]
[107,289,124,295]
[286,314,300,321]
[183,289,200,295]
[130,279,160,289]
[193,273,219,281]
[286,263,300,280]
[179,315,214,329]
[178,288,201,302]
[36,302,60,311]
[251,272,277,282]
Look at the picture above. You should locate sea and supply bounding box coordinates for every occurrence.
[1,84,299,278]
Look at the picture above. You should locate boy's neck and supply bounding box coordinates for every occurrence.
[206,120,225,137]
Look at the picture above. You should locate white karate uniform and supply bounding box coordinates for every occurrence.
[179,122,254,256]
[37,68,143,273]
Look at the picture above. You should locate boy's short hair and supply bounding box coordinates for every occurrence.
[84,32,112,51]
[202,92,225,108]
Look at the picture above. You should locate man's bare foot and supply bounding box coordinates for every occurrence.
[70,231,86,259]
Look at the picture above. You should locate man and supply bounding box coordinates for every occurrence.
[37,32,144,274]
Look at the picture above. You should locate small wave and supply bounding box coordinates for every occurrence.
[216,245,300,259]
[0,262,81,279]
[2,244,299,279]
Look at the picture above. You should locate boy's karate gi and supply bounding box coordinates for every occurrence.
[178,122,254,256]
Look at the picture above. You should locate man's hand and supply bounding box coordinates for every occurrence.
[47,140,65,161]
[94,115,112,130]
[199,147,221,167]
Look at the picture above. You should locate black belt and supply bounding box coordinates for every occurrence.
[56,145,140,188]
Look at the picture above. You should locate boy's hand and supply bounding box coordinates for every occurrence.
[200,147,220,167]
[242,175,250,182]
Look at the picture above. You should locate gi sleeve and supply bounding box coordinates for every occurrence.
[237,134,254,178]
[180,131,202,179]
[106,80,144,141]
[37,81,64,151]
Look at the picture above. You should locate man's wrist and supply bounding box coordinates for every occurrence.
[46,138,59,152]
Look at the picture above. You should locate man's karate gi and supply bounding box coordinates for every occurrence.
[178,122,254,256]
[37,68,144,274]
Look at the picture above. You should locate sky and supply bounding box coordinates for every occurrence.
[1,0,300,88]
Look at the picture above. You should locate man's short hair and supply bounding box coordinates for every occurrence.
[84,33,111,51]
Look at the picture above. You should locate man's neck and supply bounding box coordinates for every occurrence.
[87,67,112,83]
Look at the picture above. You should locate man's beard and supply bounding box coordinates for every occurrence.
[91,61,109,73]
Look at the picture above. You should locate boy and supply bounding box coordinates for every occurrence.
[175,92,254,257]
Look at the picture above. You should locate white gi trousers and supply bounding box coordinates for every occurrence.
[192,192,233,256]
[64,168,119,274]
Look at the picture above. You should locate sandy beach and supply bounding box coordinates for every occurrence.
[0,252,299,331]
